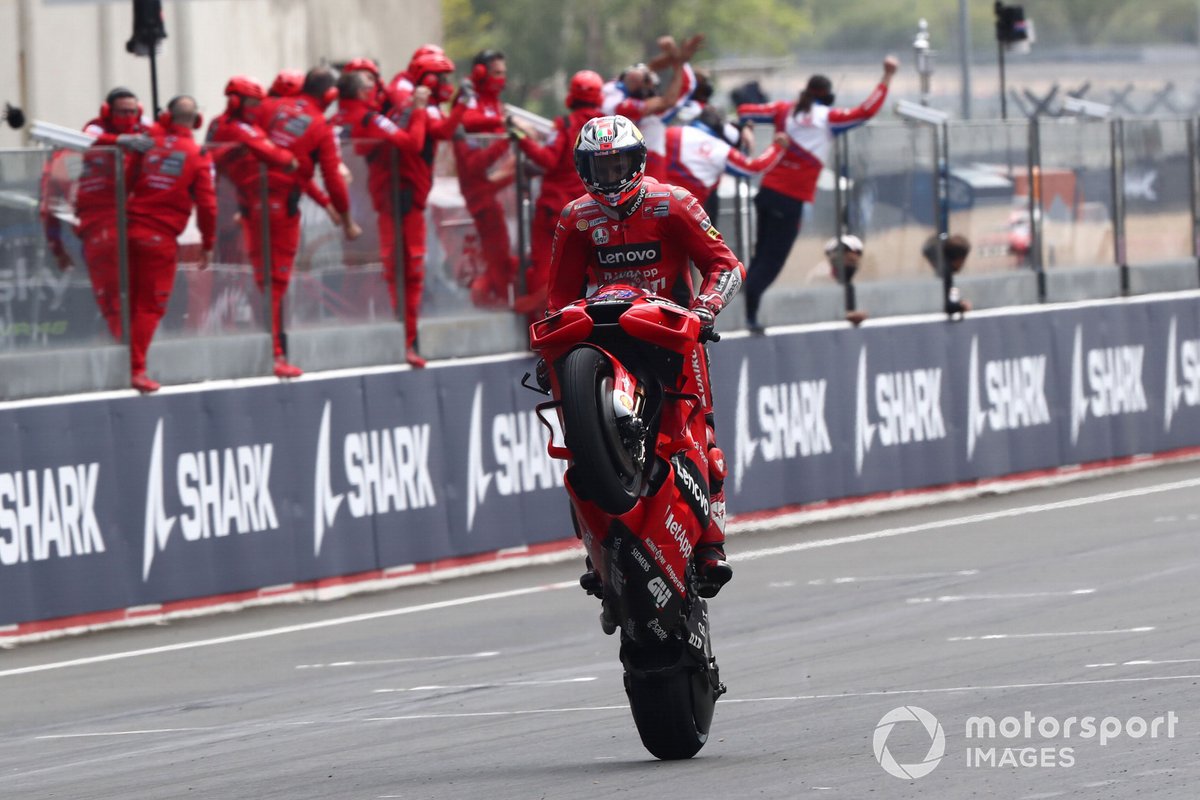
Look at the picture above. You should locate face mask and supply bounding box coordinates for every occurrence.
[814,94,835,107]
[486,75,507,95]
[111,113,139,134]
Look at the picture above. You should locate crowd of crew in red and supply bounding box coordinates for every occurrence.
[42,35,901,392]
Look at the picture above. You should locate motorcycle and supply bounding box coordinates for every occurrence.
[525,283,726,760]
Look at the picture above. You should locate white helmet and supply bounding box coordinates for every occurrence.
[574,115,647,208]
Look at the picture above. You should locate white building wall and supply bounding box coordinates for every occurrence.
[0,0,442,148]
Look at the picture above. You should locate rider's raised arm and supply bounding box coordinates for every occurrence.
[669,190,745,312]
[546,201,594,313]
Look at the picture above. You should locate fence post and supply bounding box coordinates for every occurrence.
[832,133,857,315]
[1190,116,1200,285]
[1110,117,1129,295]
[514,141,530,299]
[1027,115,1046,301]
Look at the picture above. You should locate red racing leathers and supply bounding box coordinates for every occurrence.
[548,178,745,550]
[76,116,151,339]
[514,106,601,311]
[335,96,428,345]
[737,83,888,202]
[125,123,217,375]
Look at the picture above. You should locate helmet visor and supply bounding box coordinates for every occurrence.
[578,150,640,194]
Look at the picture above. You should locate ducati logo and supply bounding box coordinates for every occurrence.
[966,336,1051,461]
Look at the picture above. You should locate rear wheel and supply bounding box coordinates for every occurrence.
[561,347,645,514]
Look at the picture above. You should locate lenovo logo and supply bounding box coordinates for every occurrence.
[595,242,662,267]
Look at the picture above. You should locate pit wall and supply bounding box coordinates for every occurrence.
[3,292,1200,628]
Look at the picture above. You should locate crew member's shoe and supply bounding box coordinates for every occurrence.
[273,357,303,379]
[131,371,161,394]
[405,347,427,369]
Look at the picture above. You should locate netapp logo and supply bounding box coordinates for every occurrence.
[314,402,436,556]
[966,336,1051,461]
[595,242,662,267]
[466,384,566,532]
[0,463,104,566]
[1070,326,1147,445]
[855,348,946,475]
[734,358,831,493]
[143,420,278,580]
[1164,316,1200,432]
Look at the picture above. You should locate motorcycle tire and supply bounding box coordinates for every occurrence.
[561,347,645,514]
[624,663,715,760]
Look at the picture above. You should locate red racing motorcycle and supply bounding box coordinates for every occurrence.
[526,284,725,760]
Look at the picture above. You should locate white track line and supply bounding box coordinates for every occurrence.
[1087,658,1200,669]
[0,582,575,679]
[908,589,1095,604]
[362,672,1200,722]
[948,626,1154,642]
[374,677,596,693]
[36,727,213,740]
[734,477,1200,562]
[808,570,980,585]
[296,651,499,670]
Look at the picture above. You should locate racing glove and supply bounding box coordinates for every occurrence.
[691,301,719,342]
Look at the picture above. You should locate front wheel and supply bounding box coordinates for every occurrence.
[560,347,645,514]
[625,660,717,760]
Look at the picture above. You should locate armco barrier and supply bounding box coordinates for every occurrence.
[3,292,1200,628]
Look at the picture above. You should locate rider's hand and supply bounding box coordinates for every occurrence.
[692,302,718,342]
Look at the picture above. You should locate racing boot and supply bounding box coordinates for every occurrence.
[695,444,732,598]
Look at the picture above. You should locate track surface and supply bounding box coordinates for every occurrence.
[3,462,1199,799]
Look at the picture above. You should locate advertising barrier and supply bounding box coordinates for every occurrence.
[3,293,1200,628]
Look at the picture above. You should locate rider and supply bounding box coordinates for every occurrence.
[547,114,740,596]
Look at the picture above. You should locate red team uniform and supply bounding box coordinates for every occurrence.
[125,112,217,389]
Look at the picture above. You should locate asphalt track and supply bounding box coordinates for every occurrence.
[2,461,1199,799]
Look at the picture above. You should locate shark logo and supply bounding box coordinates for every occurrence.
[313,401,437,555]
[466,384,566,533]
[855,347,876,476]
[1164,316,1200,432]
[734,357,831,492]
[855,346,946,475]
[142,420,176,580]
[966,336,1051,461]
[142,419,278,581]
[1070,325,1148,445]
[313,402,343,557]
